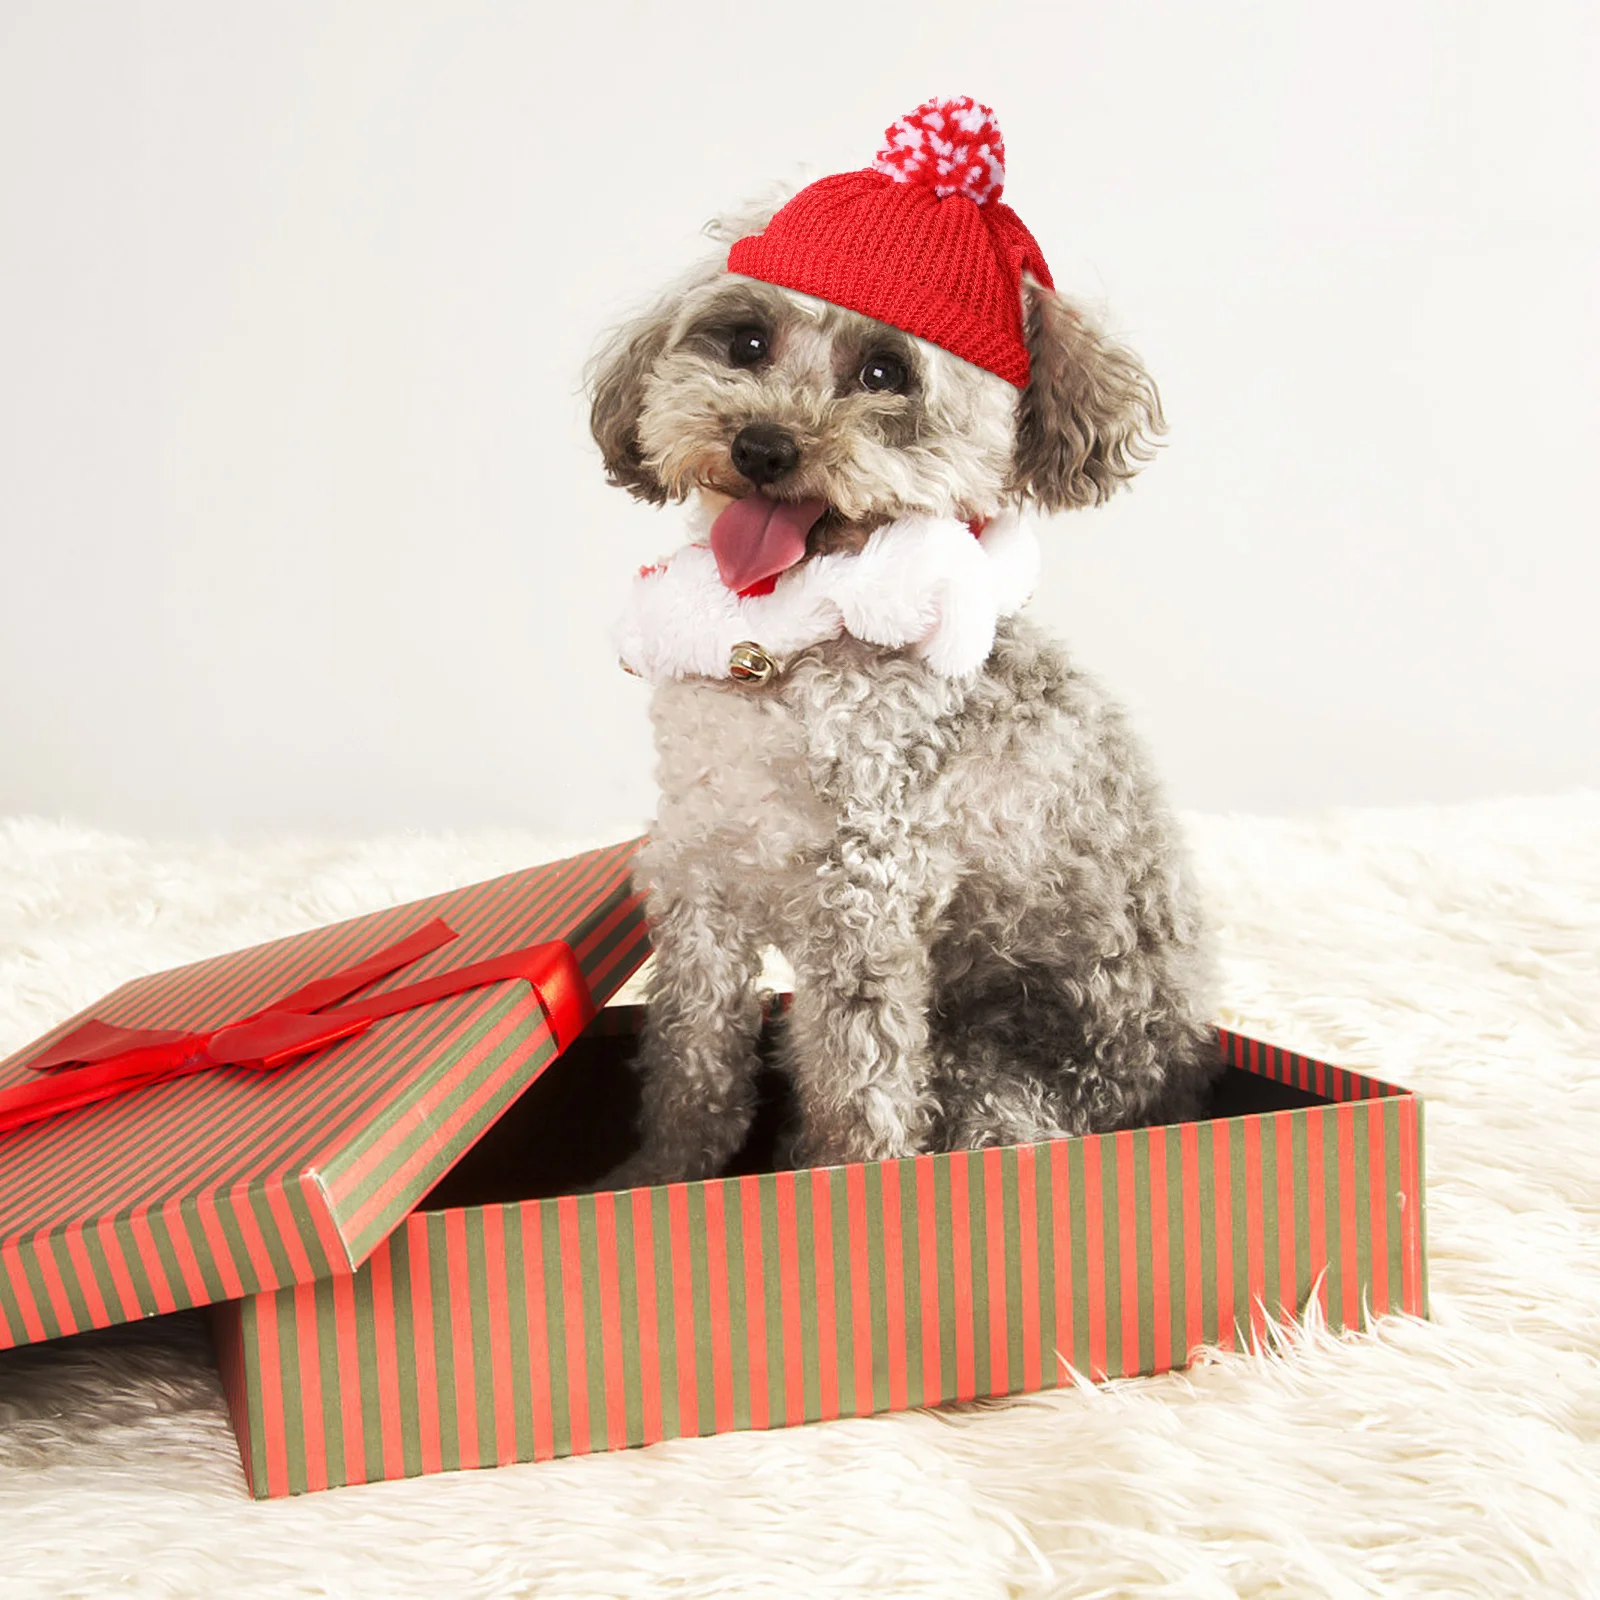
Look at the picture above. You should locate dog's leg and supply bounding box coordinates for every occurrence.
[1067,944,1218,1127]
[613,868,767,1187]
[773,653,964,1167]
[932,940,1217,1145]
[782,841,940,1166]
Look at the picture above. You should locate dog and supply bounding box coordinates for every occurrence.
[589,99,1218,1184]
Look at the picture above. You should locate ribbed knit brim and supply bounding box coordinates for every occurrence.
[727,169,1053,388]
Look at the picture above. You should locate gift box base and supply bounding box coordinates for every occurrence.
[211,1015,1426,1498]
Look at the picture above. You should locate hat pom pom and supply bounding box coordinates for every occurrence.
[871,95,1006,206]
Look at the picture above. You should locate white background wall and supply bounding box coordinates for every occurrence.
[2,1,1596,838]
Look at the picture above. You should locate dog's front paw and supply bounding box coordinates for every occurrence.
[590,1148,685,1193]
[793,1123,923,1171]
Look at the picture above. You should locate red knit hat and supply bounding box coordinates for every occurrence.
[727,97,1053,388]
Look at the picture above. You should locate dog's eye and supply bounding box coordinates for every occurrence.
[859,352,909,393]
[727,326,770,368]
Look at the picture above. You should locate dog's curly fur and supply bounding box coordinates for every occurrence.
[590,204,1218,1181]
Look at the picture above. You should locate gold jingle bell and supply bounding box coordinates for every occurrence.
[728,641,777,685]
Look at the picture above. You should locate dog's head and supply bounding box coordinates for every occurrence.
[590,109,1162,568]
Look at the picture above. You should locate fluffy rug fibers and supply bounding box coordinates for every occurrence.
[1,796,1597,1598]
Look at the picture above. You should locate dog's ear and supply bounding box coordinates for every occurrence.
[588,196,797,505]
[1009,278,1165,512]
[588,297,681,506]
[589,186,797,503]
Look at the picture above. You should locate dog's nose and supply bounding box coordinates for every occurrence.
[730,424,800,488]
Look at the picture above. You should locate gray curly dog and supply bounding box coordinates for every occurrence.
[589,197,1218,1185]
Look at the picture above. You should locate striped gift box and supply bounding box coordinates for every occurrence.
[211,1013,1427,1499]
[0,842,651,1354]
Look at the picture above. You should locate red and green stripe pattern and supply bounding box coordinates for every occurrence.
[216,1026,1427,1498]
[0,842,650,1354]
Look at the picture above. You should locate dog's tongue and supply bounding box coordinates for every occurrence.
[709,494,828,593]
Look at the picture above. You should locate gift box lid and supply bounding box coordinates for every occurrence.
[0,840,648,1353]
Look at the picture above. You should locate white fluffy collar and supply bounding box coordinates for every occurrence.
[615,509,1039,685]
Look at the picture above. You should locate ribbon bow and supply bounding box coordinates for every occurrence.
[0,920,593,1137]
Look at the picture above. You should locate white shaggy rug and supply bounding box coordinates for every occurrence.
[1,796,1597,1599]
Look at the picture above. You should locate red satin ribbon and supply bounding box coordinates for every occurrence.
[0,920,594,1137]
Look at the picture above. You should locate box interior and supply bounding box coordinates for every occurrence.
[417,1016,1335,1215]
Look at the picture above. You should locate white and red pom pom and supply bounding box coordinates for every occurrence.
[871,95,1006,205]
